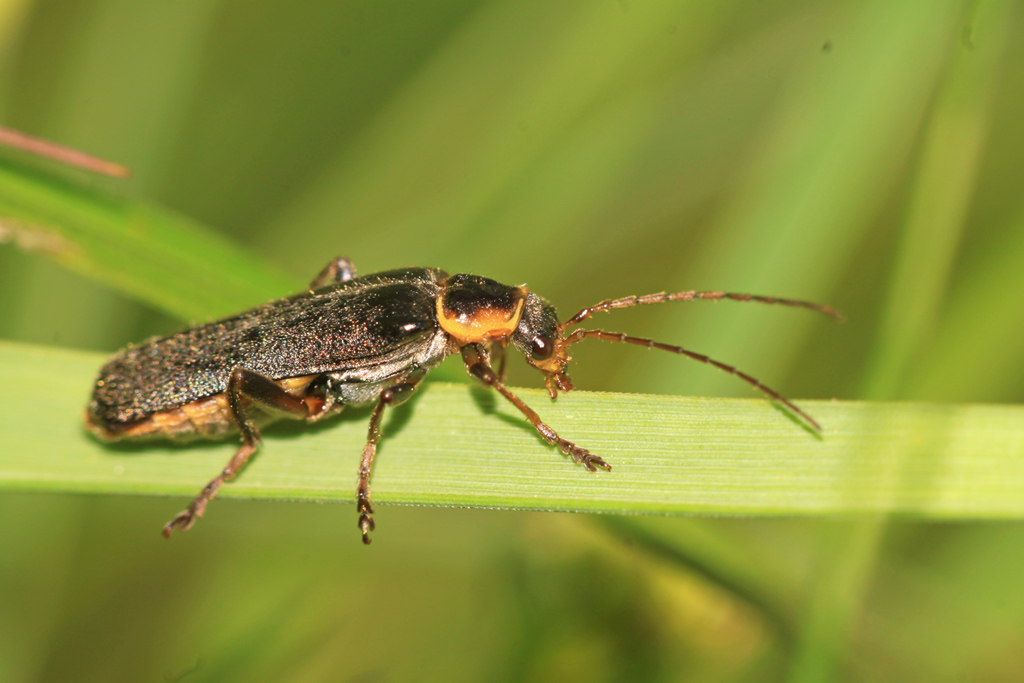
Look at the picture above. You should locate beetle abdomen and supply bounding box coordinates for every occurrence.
[86,375,326,442]
[86,393,234,442]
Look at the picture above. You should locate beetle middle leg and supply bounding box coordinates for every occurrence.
[460,344,610,472]
[356,370,426,545]
[162,367,311,537]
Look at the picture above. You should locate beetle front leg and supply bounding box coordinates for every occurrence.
[162,367,310,537]
[356,371,425,545]
[309,256,356,289]
[491,342,508,383]
[460,344,610,472]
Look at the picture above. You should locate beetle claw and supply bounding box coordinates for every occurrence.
[564,443,611,472]
[357,497,375,544]
[359,512,375,544]
[162,507,199,537]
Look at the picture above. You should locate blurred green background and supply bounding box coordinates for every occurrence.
[2,0,1023,681]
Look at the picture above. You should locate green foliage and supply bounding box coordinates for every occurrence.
[2,1,1023,682]
[0,161,298,320]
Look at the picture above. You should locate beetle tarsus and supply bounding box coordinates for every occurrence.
[564,443,611,472]
[548,433,610,471]
[358,499,375,545]
[162,481,218,536]
[356,474,376,544]
[162,440,258,538]
[162,507,199,537]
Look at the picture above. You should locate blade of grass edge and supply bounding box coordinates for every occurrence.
[2,340,1023,518]
[0,160,300,321]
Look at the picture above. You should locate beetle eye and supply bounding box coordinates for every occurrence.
[530,334,554,360]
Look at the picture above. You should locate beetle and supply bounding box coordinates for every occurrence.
[86,257,840,543]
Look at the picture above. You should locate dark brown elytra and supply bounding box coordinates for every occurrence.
[86,258,841,544]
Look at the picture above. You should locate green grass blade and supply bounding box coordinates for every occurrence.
[788,3,1017,680]
[863,1,1012,401]
[3,340,1022,518]
[635,0,962,401]
[0,161,300,321]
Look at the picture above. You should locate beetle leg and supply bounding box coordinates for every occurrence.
[460,344,610,472]
[309,257,357,289]
[492,343,508,383]
[162,367,310,537]
[357,370,426,545]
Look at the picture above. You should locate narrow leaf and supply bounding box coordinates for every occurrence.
[0,161,300,321]
[2,340,1022,518]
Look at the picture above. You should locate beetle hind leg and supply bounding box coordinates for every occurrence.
[162,440,259,535]
[162,367,311,537]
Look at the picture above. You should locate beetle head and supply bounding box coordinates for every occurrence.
[511,292,575,398]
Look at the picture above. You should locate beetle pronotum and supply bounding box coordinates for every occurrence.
[87,258,840,543]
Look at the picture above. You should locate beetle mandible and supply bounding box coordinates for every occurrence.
[86,258,840,543]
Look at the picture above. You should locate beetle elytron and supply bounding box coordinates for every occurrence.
[87,258,839,543]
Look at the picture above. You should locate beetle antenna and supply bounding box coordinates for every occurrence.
[563,290,842,329]
[564,328,822,432]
